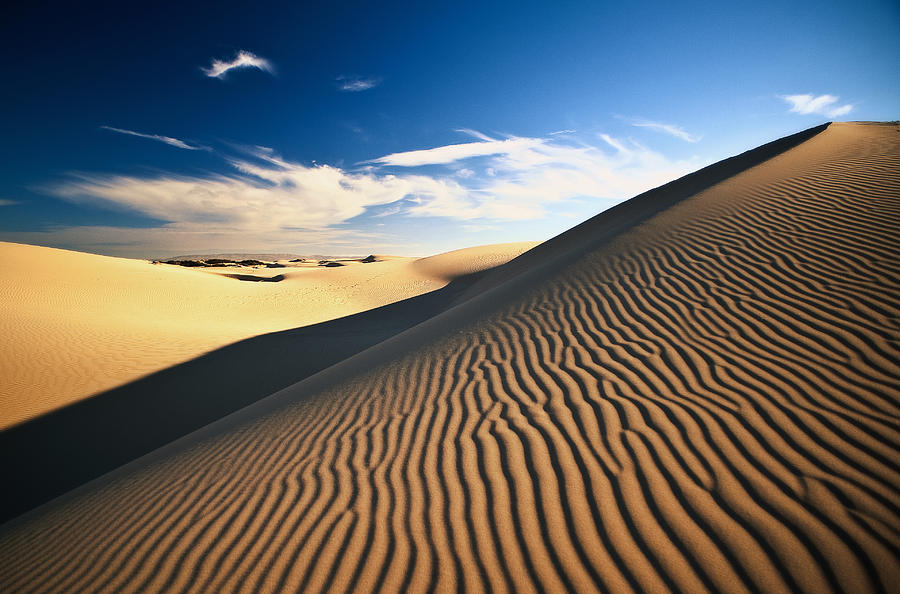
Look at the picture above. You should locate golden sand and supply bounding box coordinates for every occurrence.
[0,242,537,429]
[0,122,897,593]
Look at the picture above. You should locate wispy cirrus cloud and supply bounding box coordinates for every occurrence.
[0,198,17,206]
[203,50,273,78]
[101,126,205,150]
[380,131,699,220]
[336,75,381,92]
[781,93,852,118]
[37,129,700,255]
[370,137,544,167]
[631,119,701,143]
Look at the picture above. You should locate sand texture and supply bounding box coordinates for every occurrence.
[0,122,898,592]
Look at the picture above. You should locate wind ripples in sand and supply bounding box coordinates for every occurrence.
[1,123,898,592]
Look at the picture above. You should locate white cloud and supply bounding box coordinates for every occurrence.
[455,128,497,142]
[0,198,17,206]
[781,94,853,118]
[203,50,273,78]
[336,75,381,92]
[371,131,700,220]
[37,130,700,256]
[101,126,205,150]
[631,120,701,142]
[47,152,418,232]
[370,137,544,167]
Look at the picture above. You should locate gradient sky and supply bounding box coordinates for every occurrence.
[1,0,898,258]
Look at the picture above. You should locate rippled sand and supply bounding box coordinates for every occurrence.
[0,122,897,593]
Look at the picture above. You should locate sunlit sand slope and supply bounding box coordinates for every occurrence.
[0,241,536,428]
[1,122,898,593]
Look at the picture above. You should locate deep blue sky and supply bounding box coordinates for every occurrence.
[1,0,898,257]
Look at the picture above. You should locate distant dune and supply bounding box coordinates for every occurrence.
[0,241,537,429]
[1,122,898,593]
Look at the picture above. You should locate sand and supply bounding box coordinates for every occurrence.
[0,122,898,592]
[0,242,538,430]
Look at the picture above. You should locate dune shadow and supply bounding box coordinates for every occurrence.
[0,271,487,524]
[0,124,831,526]
[222,273,286,282]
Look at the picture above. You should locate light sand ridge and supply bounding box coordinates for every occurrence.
[0,123,897,592]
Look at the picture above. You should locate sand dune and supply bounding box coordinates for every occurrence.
[0,241,537,429]
[1,122,898,592]
[0,242,540,523]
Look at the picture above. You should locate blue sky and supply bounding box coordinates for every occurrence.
[1,0,897,258]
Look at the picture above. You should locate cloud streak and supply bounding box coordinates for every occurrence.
[203,50,273,78]
[101,126,205,150]
[337,75,381,92]
[0,199,17,206]
[2,225,383,260]
[631,119,701,142]
[370,136,543,167]
[781,93,852,118]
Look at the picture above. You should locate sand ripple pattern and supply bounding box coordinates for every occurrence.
[1,123,898,592]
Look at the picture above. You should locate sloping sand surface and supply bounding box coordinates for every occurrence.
[1,122,898,592]
[0,242,537,429]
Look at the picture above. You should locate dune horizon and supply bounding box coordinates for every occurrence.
[1,121,899,592]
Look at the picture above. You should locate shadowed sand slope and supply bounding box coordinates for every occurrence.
[0,259,540,525]
[1,122,898,593]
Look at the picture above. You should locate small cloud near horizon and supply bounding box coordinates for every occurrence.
[631,119,700,143]
[781,93,853,118]
[203,50,274,78]
[0,198,18,206]
[101,126,205,150]
[336,75,381,92]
